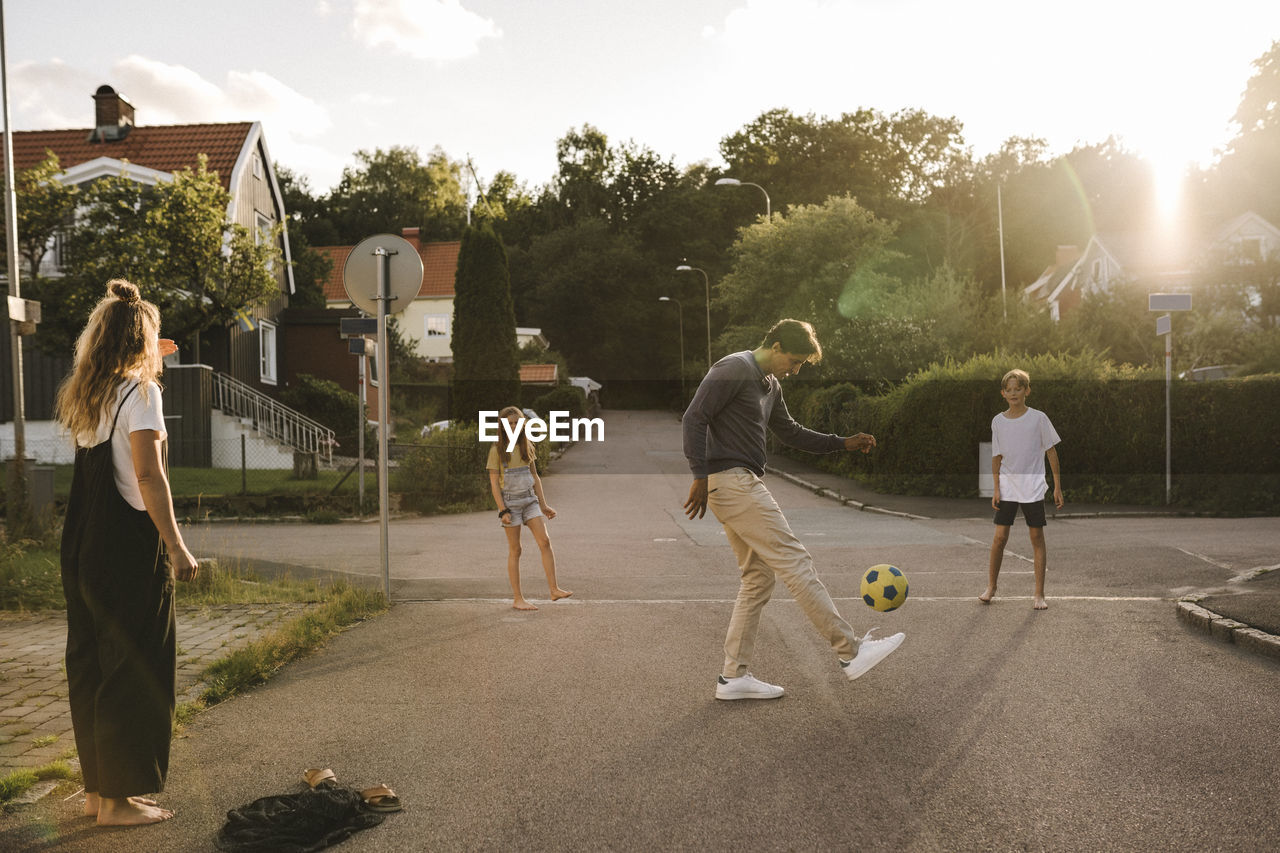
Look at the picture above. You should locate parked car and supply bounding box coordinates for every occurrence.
[420,419,451,437]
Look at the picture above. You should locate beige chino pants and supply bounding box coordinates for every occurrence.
[707,467,859,678]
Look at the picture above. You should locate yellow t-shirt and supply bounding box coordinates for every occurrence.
[486,444,533,489]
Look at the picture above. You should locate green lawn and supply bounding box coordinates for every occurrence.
[51,464,358,498]
[1,545,342,612]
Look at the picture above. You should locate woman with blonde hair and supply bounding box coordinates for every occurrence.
[486,405,571,610]
[55,279,199,826]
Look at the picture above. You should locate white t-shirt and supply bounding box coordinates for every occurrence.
[77,380,167,511]
[991,406,1061,503]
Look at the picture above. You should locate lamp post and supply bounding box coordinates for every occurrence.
[658,296,685,405]
[715,177,770,220]
[675,262,711,371]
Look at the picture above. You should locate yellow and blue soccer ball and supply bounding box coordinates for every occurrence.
[861,564,908,612]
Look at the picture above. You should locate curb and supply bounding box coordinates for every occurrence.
[1175,598,1280,662]
[765,467,931,520]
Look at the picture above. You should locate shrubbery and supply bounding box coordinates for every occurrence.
[529,385,587,420]
[392,420,553,513]
[779,351,1279,511]
[278,373,361,441]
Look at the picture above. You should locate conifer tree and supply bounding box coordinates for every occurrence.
[450,222,520,422]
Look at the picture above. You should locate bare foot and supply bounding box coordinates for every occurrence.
[550,588,573,601]
[83,793,158,817]
[96,796,173,826]
[1033,598,1049,611]
[978,588,995,604]
[513,600,538,611]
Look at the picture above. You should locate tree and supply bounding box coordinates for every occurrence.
[450,223,520,421]
[6,150,79,277]
[524,218,652,379]
[718,107,967,220]
[35,158,280,356]
[326,146,468,243]
[1207,40,1280,224]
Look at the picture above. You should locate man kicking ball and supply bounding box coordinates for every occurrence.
[682,319,905,700]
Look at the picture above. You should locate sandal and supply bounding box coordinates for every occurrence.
[360,784,402,813]
[303,768,337,790]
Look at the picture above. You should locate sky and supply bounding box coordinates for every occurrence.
[6,1,1280,201]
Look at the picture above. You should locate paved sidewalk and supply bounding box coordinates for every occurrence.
[0,604,320,778]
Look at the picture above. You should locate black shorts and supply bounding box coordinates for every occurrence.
[993,500,1047,528]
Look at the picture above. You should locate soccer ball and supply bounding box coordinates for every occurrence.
[861,564,909,612]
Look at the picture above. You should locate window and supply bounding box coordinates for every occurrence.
[259,320,277,385]
[425,314,451,338]
[1091,259,1104,281]
[1239,237,1263,261]
[255,212,273,245]
[252,152,263,180]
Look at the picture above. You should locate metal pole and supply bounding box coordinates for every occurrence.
[375,248,392,602]
[357,351,366,513]
[240,434,246,495]
[997,184,1008,321]
[676,305,685,407]
[700,269,711,371]
[1164,328,1172,505]
[1,1,29,532]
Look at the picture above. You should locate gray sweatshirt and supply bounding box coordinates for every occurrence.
[683,351,844,479]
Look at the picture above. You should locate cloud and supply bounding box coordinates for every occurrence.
[10,55,345,191]
[11,59,100,128]
[351,0,500,62]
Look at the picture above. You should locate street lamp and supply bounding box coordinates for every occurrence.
[658,297,685,405]
[675,262,711,371]
[715,177,771,220]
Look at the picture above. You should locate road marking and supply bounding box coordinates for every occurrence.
[1177,547,1233,570]
[395,595,1165,605]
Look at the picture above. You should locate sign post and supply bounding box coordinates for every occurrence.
[341,316,378,514]
[1149,293,1192,505]
[342,235,423,602]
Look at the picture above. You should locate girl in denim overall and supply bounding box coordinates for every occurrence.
[486,406,571,610]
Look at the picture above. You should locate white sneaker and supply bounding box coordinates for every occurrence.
[715,673,785,700]
[840,630,905,681]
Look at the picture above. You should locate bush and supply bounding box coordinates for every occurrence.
[279,373,361,438]
[392,420,553,513]
[778,351,1279,510]
[529,385,587,420]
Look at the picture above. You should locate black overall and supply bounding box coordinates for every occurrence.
[60,383,176,798]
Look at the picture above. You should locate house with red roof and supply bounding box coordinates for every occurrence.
[0,86,334,468]
[7,85,295,391]
[316,227,461,362]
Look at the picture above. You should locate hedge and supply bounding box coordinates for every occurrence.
[778,352,1278,512]
[391,420,553,513]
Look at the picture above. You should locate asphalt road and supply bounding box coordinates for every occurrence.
[5,409,1278,851]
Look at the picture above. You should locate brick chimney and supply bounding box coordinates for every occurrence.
[89,85,134,143]
[400,226,421,251]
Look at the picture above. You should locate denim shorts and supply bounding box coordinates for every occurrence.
[501,488,543,527]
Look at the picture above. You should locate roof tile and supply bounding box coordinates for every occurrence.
[8,123,254,190]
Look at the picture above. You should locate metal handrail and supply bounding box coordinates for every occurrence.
[211,371,336,463]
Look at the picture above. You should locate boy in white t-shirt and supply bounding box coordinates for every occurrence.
[979,369,1063,610]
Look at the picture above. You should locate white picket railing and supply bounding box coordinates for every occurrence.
[211,371,336,464]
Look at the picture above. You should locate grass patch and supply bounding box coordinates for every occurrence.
[31,734,58,748]
[53,465,357,499]
[0,548,337,612]
[0,760,77,804]
[0,541,64,611]
[183,581,386,712]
